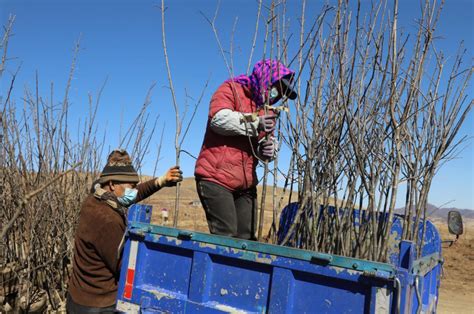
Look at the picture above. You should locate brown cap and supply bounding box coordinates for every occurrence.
[98,149,139,184]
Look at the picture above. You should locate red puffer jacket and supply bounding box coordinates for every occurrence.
[195,81,262,191]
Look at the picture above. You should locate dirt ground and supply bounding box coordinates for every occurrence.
[433,219,474,314]
[146,179,474,313]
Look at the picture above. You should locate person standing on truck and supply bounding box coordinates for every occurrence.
[67,149,183,313]
[195,59,297,240]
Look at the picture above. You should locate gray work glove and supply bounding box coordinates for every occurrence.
[156,166,183,187]
[259,137,278,160]
[257,113,277,133]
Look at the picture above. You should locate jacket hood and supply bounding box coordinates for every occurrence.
[229,59,295,107]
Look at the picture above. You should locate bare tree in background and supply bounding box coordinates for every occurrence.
[0,20,163,311]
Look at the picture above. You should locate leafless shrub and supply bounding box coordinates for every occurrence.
[205,0,471,262]
[0,20,160,311]
[270,0,472,262]
[160,0,209,227]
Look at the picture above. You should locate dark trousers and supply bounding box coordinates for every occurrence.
[66,295,116,313]
[196,180,257,240]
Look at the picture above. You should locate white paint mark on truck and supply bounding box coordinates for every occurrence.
[199,243,217,250]
[375,287,390,314]
[116,300,139,313]
[214,304,247,314]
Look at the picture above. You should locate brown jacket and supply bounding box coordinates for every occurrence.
[68,179,160,307]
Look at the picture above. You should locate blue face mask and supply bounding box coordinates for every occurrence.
[269,87,280,104]
[117,188,138,206]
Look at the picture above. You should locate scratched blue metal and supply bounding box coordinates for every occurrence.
[420,220,441,257]
[128,204,152,224]
[277,203,403,263]
[129,222,395,276]
[276,203,441,270]
[390,216,442,263]
[118,227,394,313]
[395,226,442,313]
[117,205,444,313]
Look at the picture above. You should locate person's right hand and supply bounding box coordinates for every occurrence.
[258,113,277,132]
[156,166,183,187]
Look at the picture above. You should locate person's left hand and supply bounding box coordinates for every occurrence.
[156,166,183,187]
[259,137,278,159]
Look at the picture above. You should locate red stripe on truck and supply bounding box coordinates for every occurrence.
[123,269,135,299]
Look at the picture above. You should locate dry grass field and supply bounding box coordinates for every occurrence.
[144,178,474,313]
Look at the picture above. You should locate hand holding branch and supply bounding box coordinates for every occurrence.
[156,166,183,187]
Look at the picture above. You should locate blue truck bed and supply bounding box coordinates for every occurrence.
[116,204,442,313]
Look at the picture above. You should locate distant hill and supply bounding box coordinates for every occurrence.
[396,203,474,220]
[145,177,474,228]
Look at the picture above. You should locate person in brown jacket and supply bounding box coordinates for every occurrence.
[66,149,182,313]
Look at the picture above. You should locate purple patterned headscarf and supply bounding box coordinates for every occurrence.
[228,59,295,107]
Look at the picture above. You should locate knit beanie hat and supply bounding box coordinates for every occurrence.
[98,149,139,184]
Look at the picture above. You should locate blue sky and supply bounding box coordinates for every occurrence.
[1,0,473,209]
